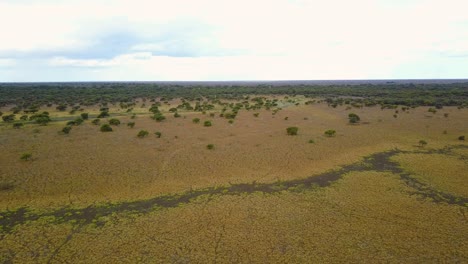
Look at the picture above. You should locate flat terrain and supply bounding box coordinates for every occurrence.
[0,92,467,263]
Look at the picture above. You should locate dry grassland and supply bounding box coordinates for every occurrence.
[0,97,467,263]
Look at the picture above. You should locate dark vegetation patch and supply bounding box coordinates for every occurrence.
[1,145,466,234]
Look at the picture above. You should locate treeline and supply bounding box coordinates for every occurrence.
[0,82,467,108]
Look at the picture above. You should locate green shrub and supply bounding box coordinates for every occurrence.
[92,118,101,125]
[204,120,212,127]
[419,140,427,147]
[308,139,315,144]
[62,126,72,134]
[20,153,32,161]
[206,144,214,150]
[324,130,336,137]
[286,127,299,135]
[192,118,200,123]
[137,130,149,138]
[458,135,465,141]
[100,124,113,132]
[81,113,89,120]
[348,113,360,124]
[13,122,24,129]
[154,131,162,138]
[127,122,135,128]
[109,118,120,126]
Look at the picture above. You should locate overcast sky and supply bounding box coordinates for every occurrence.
[1,0,467,82]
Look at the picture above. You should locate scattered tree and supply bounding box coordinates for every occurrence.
[109,118,120,126]
[127,122,135,128]
[459,135,465,141]
[92,118,101,125]
[154,131,162,138]
[81,113,89,120]
[20,153,32,161]
[100,124,113,132]
[204,120,212,127]
[97,111,109,118]
[419,140,427,147]
[348,113,360,124]
[13,122,24,129]
[192,118,200,124]
[286,127,299,135]
[137,130,149,138]
[62,126,72,134]
[324,130,336,137]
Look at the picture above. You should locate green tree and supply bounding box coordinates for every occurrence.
[92,118,101,125]
[62,126,72,134]
[97,111,109,118]
[286,127,299,135]
[324,130,336,137]
[206,144,214,150]
[204,120,212,127]
[127,122,135,128]
[137,130,149,138]
[348,113,360,124]
[152,113,166,122]
[2,114,15,123]
[154,131,162,138]
[192,118,200,123]
[458,135,465,141]
[419,140,427,147]
[13,122,24,129]
[109,118,120,126]
[81,113,89,120]
[20,153,32,161]
[100,124,113,132]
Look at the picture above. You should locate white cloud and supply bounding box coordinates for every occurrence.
[1,0,467,81]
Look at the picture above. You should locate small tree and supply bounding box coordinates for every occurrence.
[348,113,360,124]
[97,111,109,118]
[324,130,336,137]
[206,144,214,150]
[127,122,135,128]
[204,120,212,127]
[20,153,32,161]
[458,135,465,141]
[13,122,24,129]
[419,140,427,147]
[286,127,299,135]
[109,118,120,126]
[2,114,15,123]
[81,113,89,120]
[192,118,200,124]
[152,113,166,122]
[62,126,72,134]
[92,118,101,125]
[100,124,113,132]
[253,113,259,117]
[174,112,181,118]
[137,130,149,138]
[308,139,315,144]
[154,131,162,138]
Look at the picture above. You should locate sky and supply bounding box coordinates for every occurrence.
[0,0,467,82]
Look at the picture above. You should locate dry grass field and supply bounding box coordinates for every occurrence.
[0,96,467,263]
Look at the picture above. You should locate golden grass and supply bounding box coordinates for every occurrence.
[1,171,466,263]
[0,101,467,210]
[392,153,468,197]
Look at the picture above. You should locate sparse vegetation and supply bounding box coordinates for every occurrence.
[286,126,299,135]
[137,130,149,138]
[324,129,336,137]
[100,124,113,132]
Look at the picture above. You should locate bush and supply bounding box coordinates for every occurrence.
[92,118,101,125]
[100,124,113,132]
[154,131,162,138]
[97,111,109,118]
[308,139,315,144]
[459,135,465,141]
[174,112,181,118]
[324,130,336,137]
[253,113,259,117]
[20,153,32,161]
[81,113,89,120]
[13,122,24,129]
[127,122,135,128]
[137,130,149,138]
[419,140,427,147]
[206,144,214,150]
[348,113,360,124]
[109,118,120,126]
[152,113,166,122]
[192,118,200,123]
[62,126,72,134]
[228,119,234,124]
[204,120,212,127]
[2,114,16,123]
[286,127,299,135]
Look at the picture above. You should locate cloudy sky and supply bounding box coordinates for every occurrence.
[0,0,467,82]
